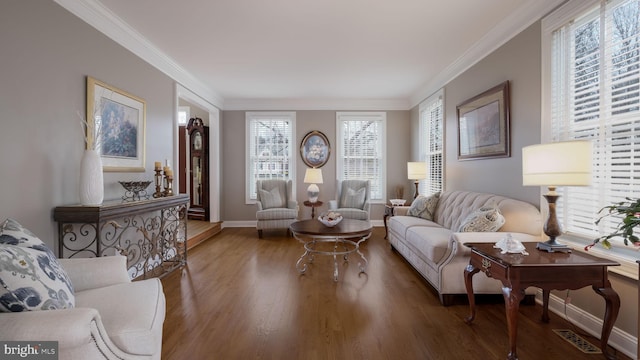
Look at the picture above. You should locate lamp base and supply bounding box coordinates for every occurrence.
[536,240,572,253]
[307,183,319,203]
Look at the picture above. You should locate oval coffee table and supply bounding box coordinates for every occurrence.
[290,219,371,281]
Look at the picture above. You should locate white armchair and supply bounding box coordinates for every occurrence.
[328,179,371,220]
[256,179,298,238]
[0,255,165,359]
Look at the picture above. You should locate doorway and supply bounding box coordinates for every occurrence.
[175,84,222,246]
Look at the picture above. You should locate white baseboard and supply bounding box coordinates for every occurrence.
[221,220,385,228]
[542,291,637,359]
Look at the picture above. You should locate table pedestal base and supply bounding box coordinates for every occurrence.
[295,236,369,281]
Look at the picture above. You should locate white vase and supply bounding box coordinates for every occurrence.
[79,149,104,205]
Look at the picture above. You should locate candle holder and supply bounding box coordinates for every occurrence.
[153,168,164,198]
[163,173,174,196]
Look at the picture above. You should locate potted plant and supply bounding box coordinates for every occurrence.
[587,197,640,250]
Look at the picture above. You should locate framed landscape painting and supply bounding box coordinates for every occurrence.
[87,76,146,172]
[457,81,510,160]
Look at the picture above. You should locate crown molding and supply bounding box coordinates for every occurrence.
[223,98,411,111]
[409,0,567,108]
[53,0,224,109]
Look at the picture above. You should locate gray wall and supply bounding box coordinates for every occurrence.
[221,110,412,222]
[0,1,176,248]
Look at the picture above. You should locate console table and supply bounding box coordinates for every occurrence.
[464,242,620,360]
[53,194,189,279]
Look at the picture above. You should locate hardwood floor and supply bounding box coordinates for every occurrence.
[161,227,631,360]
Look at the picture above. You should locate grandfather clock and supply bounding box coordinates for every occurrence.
[187,117,209,221]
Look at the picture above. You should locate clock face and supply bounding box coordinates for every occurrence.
[193,131,202,150]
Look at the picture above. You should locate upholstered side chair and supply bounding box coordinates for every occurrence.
[255,179,298,238]
[328,179,371,221]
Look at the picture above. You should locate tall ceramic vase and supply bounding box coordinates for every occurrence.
[79,149,104,205]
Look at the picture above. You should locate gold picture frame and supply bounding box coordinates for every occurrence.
[457,81,510,160]
[87,76,146,172]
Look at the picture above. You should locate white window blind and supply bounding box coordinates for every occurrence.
[419,90,444,196]
[245,112,296,202]
[547,0,640,241]
[336,112,387,201]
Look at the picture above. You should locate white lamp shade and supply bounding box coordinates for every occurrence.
[522,140,592,186]
[407,162,427,180]
[304,168,323,184]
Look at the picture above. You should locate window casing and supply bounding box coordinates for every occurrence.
[418,90,444,196]
[245,112,296,203]
[336,112,387,202]
[543,0,640,252]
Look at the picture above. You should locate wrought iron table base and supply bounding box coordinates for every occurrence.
[294,234,370,281]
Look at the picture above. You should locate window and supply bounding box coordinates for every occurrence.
[544,0,640,245]
[418,90,444,196]
[178,106,189,125]
[336,112,386,201]
[246,112,296,202]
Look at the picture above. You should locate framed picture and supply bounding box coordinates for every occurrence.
[457,81,510,160]
[87,76,146,172]
[300,130,330,168]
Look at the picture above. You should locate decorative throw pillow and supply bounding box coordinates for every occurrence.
[458,206,506,232]
[259,186,285,209]
[0,218,75,312]
[407,192,440,221]
[340,187,366,209]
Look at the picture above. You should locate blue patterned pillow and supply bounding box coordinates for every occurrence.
[458,206,506,232]
[0,219,75,312]
[407,192,440,220]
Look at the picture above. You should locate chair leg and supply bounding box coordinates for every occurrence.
[258,229,263,238]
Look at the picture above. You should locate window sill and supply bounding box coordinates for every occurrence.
[558,234,639,280]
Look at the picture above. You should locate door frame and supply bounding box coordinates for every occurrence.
[175,83,221,223]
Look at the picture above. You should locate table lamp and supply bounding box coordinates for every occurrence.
[407,162,427,199]
[522,140,592,252]
[304,168,323,203]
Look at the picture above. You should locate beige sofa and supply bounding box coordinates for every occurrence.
[387,190,542,305]
[0,256,165,359]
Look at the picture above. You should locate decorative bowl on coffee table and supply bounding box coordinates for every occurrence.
[318,211,343,227]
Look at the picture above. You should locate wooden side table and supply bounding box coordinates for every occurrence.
[464,242,620,360]
[383,205,394,239]
[303,200,323,219]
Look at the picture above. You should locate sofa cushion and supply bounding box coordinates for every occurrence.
[0,219,75,312]
[76,278,165,356]
[458,206,505,232]
[256,207,298,220]
[259,186,286,209]
[404,226,452,264]
[407,193,440,220]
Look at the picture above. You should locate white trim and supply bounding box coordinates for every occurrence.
[176,84,222,223]
[410,0,566,108]
[54,0,224,109]
[222,220,386,229]
[225,98,410,111]
[541,291,637,359]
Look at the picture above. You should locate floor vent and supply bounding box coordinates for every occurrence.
[553,329,602,354]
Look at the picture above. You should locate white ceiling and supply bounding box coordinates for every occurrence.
[57,0,565,110]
